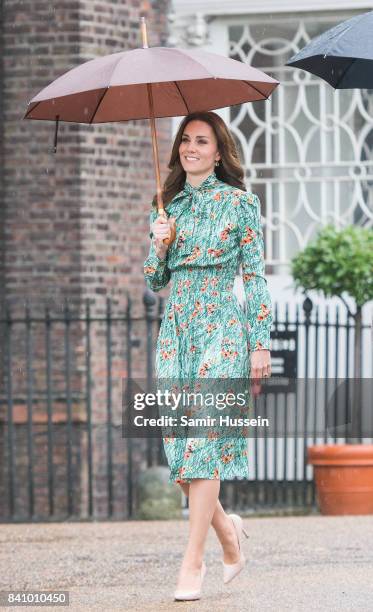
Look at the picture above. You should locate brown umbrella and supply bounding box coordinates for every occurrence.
[24,18,279,244]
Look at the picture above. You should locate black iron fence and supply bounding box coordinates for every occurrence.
[0,294,371,521]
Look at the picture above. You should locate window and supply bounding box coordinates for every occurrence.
[227,14,373,273]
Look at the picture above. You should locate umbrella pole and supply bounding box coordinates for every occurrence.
[141,16,175,245]
[146,84,164,214]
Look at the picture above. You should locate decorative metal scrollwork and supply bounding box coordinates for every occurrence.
[228,17,373,271]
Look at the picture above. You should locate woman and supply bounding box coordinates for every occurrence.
[143,111,272,601]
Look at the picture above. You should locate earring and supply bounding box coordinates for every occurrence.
[215,160,220,167]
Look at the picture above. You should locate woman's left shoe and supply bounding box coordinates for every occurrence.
[223,514,249,585]
[174,561,207,601]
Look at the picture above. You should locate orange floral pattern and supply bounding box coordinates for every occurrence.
[143,172,273,483]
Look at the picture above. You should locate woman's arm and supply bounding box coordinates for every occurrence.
[143,209,171,292]
[237,192,273,351]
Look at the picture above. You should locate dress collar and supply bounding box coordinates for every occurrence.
[166,171,221,216]
[183,171,219,195]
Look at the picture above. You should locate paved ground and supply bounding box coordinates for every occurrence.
[0,516,372,611]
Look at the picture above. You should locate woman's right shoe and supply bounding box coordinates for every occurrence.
[223,514,249,585]
[174,561,207,601]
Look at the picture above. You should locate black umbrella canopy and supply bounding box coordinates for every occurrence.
[287,11,373,89]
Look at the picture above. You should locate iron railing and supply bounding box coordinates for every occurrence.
[0,294,371,521]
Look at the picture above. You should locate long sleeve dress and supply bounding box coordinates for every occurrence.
[143,171,272,484]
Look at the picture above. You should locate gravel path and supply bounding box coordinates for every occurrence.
[0,516,372,611]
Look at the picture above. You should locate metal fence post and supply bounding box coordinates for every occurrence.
[143,289,156,468]
[302,296,313,506]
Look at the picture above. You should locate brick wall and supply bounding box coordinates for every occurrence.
[1,0,171,311]
[1,1,81,309]
[0,0,172,520]
[77,0,172,312]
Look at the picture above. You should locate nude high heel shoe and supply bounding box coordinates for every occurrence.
[223,514,249,585]
[174,561,207,601]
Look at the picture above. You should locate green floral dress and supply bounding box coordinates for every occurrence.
[143,172,272,484]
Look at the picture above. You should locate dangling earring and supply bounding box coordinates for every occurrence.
[215,160,220,167]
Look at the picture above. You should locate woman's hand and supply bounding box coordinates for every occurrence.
[250,349,271,380]
[151,213,176,259]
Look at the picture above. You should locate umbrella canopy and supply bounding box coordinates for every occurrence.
[286,11,373,89]
[24,46,278,122]
[24,18,278,244]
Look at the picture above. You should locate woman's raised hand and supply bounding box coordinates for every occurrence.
[151,213,176,259]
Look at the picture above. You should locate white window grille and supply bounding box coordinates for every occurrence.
[226,15,373,274]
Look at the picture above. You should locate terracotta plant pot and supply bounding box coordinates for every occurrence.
[308,444,373,515]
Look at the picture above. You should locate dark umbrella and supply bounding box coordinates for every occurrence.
[286,11,373,89]
[24,18,278,244]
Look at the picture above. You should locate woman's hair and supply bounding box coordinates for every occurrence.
[152,111,246,209]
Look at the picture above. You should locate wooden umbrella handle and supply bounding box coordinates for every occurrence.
[147,99,176,246]
[141,17,176,246]
[157,209,176,246]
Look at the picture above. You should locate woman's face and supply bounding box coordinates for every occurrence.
[178,120,221,180]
